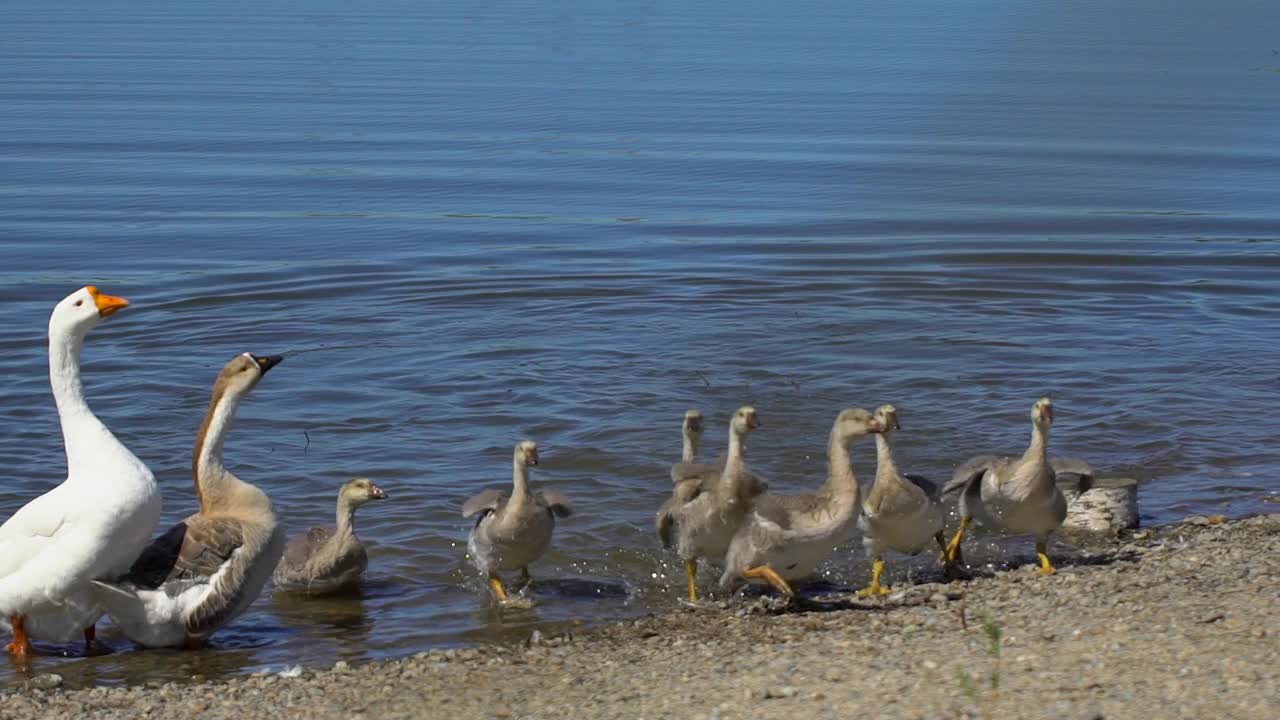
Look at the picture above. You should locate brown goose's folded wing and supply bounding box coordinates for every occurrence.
[182,517,280,637]
[124,516,245,588]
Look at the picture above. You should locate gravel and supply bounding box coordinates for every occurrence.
[6,513,1278,719]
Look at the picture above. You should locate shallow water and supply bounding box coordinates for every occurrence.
[1,0,1278,687]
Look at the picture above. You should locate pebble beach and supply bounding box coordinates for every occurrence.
[8,512,1277,720]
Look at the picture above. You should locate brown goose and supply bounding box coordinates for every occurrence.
[942,396,1066,574]
[91,353,286,647]
[273,478,388,595]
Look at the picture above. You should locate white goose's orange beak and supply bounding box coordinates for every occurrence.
[87,286,129,318]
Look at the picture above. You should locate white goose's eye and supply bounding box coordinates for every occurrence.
[74,300,83,307]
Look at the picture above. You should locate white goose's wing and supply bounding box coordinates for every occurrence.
[0,484,74,579]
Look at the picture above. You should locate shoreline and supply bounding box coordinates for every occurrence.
[7,513,1278,719]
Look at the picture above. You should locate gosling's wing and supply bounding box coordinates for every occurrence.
[943,455,1000,498]
[462,489,507,520]
[904,473,942,502]
[277,526,335,573]
[1051,456,1095,494]
[537,490,574,518]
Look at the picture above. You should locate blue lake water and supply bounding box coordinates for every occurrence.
[1,0,1278,687]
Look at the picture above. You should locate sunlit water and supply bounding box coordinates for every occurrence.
[1,0,1278,688]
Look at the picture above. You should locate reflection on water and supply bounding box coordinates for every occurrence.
[1,0,1279,689]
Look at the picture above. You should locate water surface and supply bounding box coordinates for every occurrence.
[1,0,1278,687]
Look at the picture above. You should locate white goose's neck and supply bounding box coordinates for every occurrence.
[821,428,858,496]
[193,386,253,512]
[874,432,900,486]
[49,324,119,475]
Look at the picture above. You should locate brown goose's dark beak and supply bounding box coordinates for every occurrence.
[369,484,387,500]
[253,355,284,374]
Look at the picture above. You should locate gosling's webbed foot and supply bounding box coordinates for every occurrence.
[1034,539,1057,575]
[857,558,892,597]
[498,596,537,610]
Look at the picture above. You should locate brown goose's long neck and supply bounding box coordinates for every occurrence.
[192,384,245,512]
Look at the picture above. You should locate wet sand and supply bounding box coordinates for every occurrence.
[6,513,1278,719]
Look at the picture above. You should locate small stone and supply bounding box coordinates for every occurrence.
[29,674,62,690]
[528,629,545,646]
[333,660,350,672]
[765,686,798,699]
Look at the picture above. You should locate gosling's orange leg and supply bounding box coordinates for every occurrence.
[857,558,891,597]
[488,573,509,602]
[6,614,31,657]
[934,531,950,561]
[1036,539,1056,575]
[944,516,971,565]
[742,565,796,598]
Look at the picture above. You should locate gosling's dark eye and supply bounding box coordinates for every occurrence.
[74,300,83,307]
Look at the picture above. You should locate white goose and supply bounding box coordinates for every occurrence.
[0,286,161,657]
[91,352,286,647]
